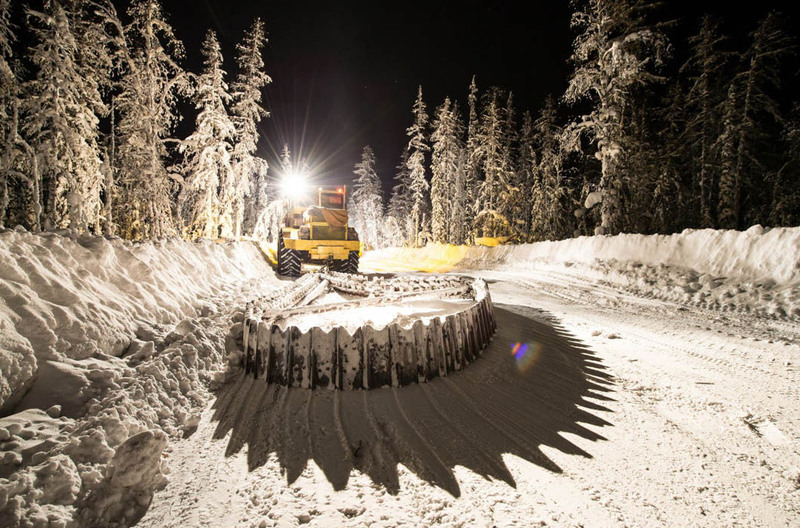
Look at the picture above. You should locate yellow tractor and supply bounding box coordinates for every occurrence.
[277,185,360,276]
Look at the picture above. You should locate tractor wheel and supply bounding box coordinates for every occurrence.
[277,237,301,276]
[337,251,359,274]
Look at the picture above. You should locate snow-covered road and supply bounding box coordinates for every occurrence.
[138,265,800,528]
[2,229,798,527]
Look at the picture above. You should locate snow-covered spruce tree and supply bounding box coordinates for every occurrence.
[22,0,110,233]
[717,81,740,230]
[177,30,235,239]
[231,17,270,237]
[384,175,407,247]
[430,97,464,244]
[474,87,502,236]
[0,0,26,228]
[115,0,188,239]
[76,0,127,235]
[388,149,413,245]
[474,87,518,238]
[280,143,291,175]
[649,82,689,233]
[563,0,669,235]
[405,85,429,246]
[463,75,481,241]
[450,146,470,245]
[500,92,524,240]
[680,16,731,227]
[278,143,309,182]
[530,96,570,241]
[617,97,659,233]
[351,145,384,250]
[720,12,792,229]
[771,103,800,226]
[517,110,536,239]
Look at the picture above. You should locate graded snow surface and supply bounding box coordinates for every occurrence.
[3,226,800,528]
[278,297,475,332]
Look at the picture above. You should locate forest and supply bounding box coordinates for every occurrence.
[0,0,271,240]
[0,0,798,248]
[349,2,800,249]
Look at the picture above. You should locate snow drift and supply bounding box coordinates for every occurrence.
[363,226,800,318]
[0,228,273,528]
[0,228,268,413]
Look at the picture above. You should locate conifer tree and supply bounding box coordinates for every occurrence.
[231,17,270,236]
[115,0,188,239]
[618,97,658,233]
[79,0,126,235]
[463,75,480,238]
[474,87,502,234]
[681,16,731,227]
[351,145,384,249]
[725,12,792,228]
[450,147,470,245]
[650,83,688,233]
[0,0,25,228]
[771,103,800,226]
[530,96,569,240]
[22,0,108,232]
[405,85,429,246]
[563,0,669,235]
[280,143,291,176]
[254,143,292,242]
[388,149,413,245]
[499,91,522,238]
[717,81,740,229]
[178,30,235,239]
[430,97,464,243]
[475,87,516,237]
[517,110,536,238]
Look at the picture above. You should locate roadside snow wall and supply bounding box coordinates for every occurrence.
[0,228,273,528]
[362,226,800,317]
[364,226,800,283]
[0,228,270,414]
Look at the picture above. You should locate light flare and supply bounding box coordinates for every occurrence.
[511,341,543,373]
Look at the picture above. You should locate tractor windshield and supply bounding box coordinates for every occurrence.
[319,192,344,209]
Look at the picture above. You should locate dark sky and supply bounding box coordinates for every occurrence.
[159,0,800,193]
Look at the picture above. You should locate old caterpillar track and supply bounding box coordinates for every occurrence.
[240,272,496,390]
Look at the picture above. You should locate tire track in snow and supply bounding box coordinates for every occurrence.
[488,272,800,525]
[390,386,460,494]
[418,382,514,484]
[506,274,800,397]
[440,375,563,473]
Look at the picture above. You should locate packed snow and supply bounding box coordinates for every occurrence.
[2,225,800,527]
[279,295,475,333]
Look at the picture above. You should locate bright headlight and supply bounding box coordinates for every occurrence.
[280,172,307,199]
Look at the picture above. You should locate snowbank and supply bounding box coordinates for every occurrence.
[0,228,268,413]
[0,228,273,527]
[363,226,800,318]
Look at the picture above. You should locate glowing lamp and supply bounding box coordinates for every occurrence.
[280,172,307,200]
[337,188,343,193]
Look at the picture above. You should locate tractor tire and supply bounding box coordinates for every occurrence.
[337,251,359,274]
[277,237,301,277]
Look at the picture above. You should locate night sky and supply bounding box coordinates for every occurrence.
[160,0,800,193]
